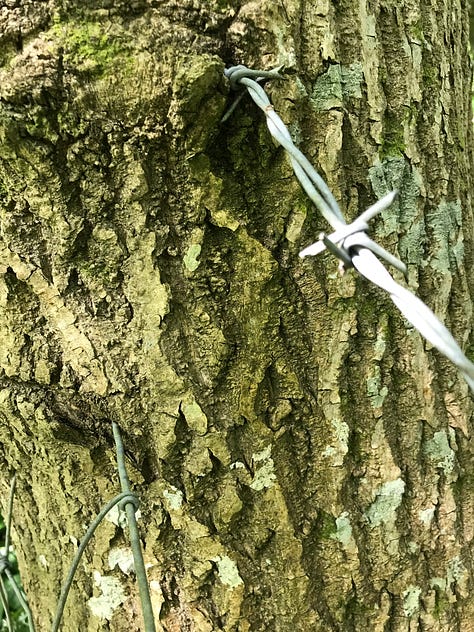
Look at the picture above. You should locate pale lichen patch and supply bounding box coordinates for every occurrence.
[367,367,388,412]
[108,547,134,575]
[211,555,243,588]
[426,200,464,318]
[402,585,421,617]
[184,243,202,272]
[250,445,276,491]
[369,158,424,266]
[163,486,184,511]
[418,507,435,527]
[330,512,354,550]
[310,62,363,112]
[424,430,455,475]
[430,556,469,598]
[105,504,141,529]
[322,417,349,464]
[87,572,126,621]
[365,478,406,527]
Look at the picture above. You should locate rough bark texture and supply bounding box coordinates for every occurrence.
[0,1,473,630]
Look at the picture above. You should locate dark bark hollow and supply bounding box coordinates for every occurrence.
[0,1,473,630]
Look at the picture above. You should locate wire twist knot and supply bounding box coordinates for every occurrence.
[118,492,140,512]
[224,65,283,90]
[299,190,407,276]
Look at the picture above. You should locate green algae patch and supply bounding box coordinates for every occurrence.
[316,511,337,540]
[380,110,405,159]
[50,19,131,77]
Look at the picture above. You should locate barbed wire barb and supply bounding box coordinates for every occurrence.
[223,64,474,392]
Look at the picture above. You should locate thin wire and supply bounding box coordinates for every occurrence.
[0,475,15,632]
[0,575,13,632]
[4,567,35,632]
[51,490,138,632]
[3,476,15,556]
[223,65,474,392]
[0,475,36,632]
[112,422,156,632]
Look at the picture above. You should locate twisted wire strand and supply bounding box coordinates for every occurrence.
[223,65,474,391]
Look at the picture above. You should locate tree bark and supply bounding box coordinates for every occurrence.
[0,1,473,630]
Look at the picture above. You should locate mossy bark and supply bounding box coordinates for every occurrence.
[0,1,473,630]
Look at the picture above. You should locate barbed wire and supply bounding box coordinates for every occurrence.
[223,64,474,392]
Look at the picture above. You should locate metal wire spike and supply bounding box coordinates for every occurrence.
[321,234,354,269]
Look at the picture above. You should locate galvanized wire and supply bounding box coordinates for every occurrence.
[4,566,35,632]
[112,422,156,632]
[51,490,139,632]
[52,423,156,632]
[223,65,474,392]
[0,476,15,632]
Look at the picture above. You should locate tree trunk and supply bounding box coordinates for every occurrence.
[0,1,473,630]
